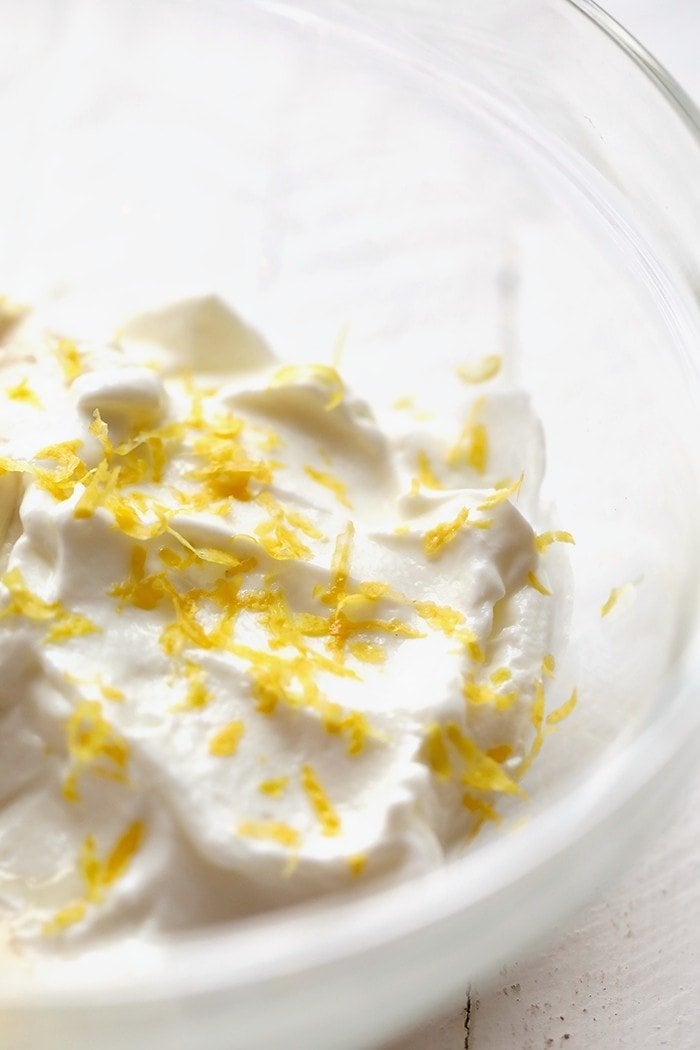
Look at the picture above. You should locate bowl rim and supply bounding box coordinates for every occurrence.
[4,0,700,1010]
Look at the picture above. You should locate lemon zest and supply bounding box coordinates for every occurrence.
[546,688,578,727]
[42,821,143,936]
[422,723,453,780]
[446,398,488,474]
[0,568,100,643]
[54,338,85,383]
[477,474,523,511]
[461,794,502,823]
[258,776,289,796]
[238,820,300,849]
[456,354,502,385]
[301,764,341,837]
[209,720,245,756]
[348,853,367,877]
[535,530,575,553]
[410,450,443,496]
[423,507,469,558]
[445,723,526,798]
[527,570,552,596]
[173,661,212,711]
[541,654,556,679]
[600,585,631,618]
[304,464,352,508]
[463,676,518,711]
[348,640,386,664]
[42,901,87,935]
[63,700,129,802]
[5,377,42,408]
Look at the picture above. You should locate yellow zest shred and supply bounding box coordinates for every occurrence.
[348,640,386,664]
[238,820,300,849]
[347,853,367,877]
[446,399,489,474]
[255,513,312,562]
[304,464,352,508]
[173,661,212,711]
[456,354,502,385]
[258,776,289,796]
[301,764,341,837]
[422,723,453,780]
[110,546,166,611]
[0,568,61,622]
[42,901,88,936]
[188,444,272,503]
[412,606,480,661]
[462,636,485,663]
[99,680,125,703]
[0,445,87,502]
[74,460,122,519]
[279,506,325,543]
[5,377,42,408]
[534,530,575,553]
[600,585,631,618]
[63,700,130,802]
[318,522,354,608]
[461,793,502,823]
[54,338,85,383]
[45,613,101,644]
[463,676,517,711]
[412,601,462,633]
[209,720,245,757]
[43,822,144,936]
[88,410,113,455]
[320,703,377,756]
[477,474,523,511]
[527,570,552,596]
[490,667,512,685]
[486,744,513,763]
[445,723,526,798]
[166,526,255,571]
[269,363,345,411]
[423,507,469,558]
[546,688,578,727]
[410,450,443,496]
[0,568,100,643]
[541,654,556,679]
[80,821,144,903]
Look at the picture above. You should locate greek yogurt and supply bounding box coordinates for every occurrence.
[0,296,574,954]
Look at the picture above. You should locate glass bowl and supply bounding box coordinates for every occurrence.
[1,1,700,1047]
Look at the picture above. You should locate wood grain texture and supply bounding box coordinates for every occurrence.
[469,770,700,1049]
[378,770,700,1049]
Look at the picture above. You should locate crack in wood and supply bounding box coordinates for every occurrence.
[464,986,472,1049]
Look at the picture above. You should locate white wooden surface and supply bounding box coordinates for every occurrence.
[381,4,700,1047]
[381,770,700,1050]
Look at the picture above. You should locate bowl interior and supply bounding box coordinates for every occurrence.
[1,0,700,1030]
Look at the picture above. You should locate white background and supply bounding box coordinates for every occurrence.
[381,4,700,1047]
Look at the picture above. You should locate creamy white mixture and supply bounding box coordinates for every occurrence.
[0,296,573,955]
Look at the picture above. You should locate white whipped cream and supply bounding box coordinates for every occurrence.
[0,296,571,955]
